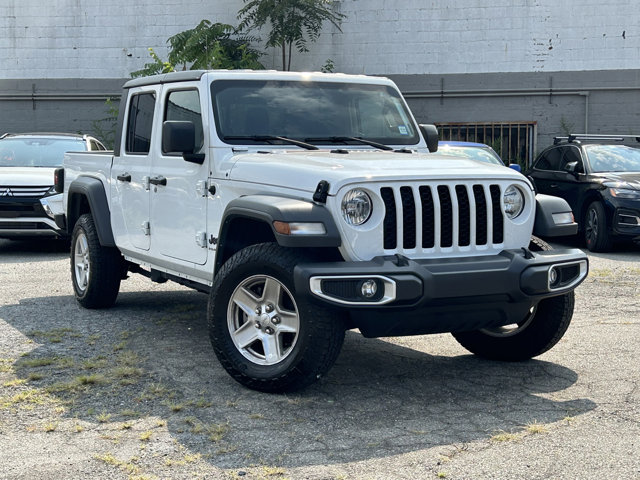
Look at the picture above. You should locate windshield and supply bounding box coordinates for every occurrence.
[211,80,420,146]
[585,145,640,173]
[438,145,504,166]
[0,137,85,167]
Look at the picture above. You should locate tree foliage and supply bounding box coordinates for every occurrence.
[130,20,264,78]
[238,0,345,71]
[167,20,264,70]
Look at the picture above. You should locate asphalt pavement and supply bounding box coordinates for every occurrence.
[0,237,638,479]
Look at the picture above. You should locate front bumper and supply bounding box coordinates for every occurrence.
[294,248,588,337]
[0,196,62,238]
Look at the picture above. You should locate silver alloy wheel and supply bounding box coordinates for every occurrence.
[479,304,538,338]
[73,231,90,293]
[227,275,300,366]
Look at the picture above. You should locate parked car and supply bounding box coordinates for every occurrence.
[440,140,578,238]
[0,133,106,239]
[527,134,640,251]
[438,140,521,171]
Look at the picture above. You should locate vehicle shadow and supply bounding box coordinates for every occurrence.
[1,289,596,469]
[0,238,70,262]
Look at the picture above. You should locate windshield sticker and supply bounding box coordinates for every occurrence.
[398,125,408,135]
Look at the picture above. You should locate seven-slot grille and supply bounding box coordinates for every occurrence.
[380,183,504,252]
[0,185,52,198]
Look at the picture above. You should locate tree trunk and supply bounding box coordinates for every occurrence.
[281,43,286,71]
[287,42,293,71]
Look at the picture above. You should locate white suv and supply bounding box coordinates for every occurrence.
[0,133,105,239]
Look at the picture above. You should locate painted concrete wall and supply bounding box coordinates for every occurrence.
[1,1,639,157]
[1,0,638,78]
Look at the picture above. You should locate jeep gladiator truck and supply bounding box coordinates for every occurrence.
[57,70,588,392]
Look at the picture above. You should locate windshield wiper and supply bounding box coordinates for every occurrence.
[223,135,319,151]
[304,136,393,151]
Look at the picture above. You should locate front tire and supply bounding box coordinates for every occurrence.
[70,214,122,309]
[584,201,613,252]
[452,236,575,361]
[208,243,346,393]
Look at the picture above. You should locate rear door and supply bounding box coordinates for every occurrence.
[111,87,159,251]
[149,85,209,265]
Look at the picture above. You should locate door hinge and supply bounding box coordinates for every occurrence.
[196,180,207,197]
[141,221,150,236]
[196,231,207,248]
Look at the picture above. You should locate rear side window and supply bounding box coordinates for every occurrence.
[164,89,204,152]
[534,147,562,171]
[126,92,156,154]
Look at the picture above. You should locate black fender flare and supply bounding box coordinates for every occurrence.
[533,194,578,237]
[216,195,342,272]
[219,195,341,248]
[67,177,116,247]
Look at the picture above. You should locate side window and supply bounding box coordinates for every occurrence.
[560,147,583,173]
[163,89,204,152]
[126,92,156,154]
[534,147,562,171]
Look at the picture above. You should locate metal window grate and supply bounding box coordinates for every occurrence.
[436,122,536,166]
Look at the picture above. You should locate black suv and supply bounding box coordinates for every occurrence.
[528,134,640,251]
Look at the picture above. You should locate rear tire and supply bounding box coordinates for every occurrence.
[452,236,575,361]
[70,214,122,309]
[208,243,345,392]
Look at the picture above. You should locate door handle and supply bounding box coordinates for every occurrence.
[117,173,131,182]
[549,183,558,188]
[149,176,167,186]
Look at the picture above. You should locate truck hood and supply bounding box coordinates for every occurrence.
[0,167,56,186]
[227,150,527,194]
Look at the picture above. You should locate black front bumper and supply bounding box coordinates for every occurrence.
[294,248,588,338]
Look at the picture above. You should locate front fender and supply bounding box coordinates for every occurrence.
[533,194,578,237]
[220,195,341,249]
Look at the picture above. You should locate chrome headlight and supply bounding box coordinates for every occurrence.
[503,185,525,219]
[341,189,372,226]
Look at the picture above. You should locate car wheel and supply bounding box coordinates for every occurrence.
[452,237,574,361]
[70,213,122,309]
[208,243,346,392]
[584,201,613,252]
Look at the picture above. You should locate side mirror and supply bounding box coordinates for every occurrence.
[162,121,205,164]
[508,163,522,173]
[418,124,439,153]
[563,161,580,177]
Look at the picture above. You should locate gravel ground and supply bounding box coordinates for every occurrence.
[0,237,639,480]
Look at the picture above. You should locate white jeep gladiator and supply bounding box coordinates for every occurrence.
[57,70,588,392]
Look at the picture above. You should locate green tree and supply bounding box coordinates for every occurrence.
[130,20,264,78]
[167,20,263,70]
[238,0,345,71]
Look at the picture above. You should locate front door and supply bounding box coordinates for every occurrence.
[149,85,209,265]
[111,87,160,251]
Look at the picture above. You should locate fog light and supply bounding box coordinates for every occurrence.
[360,279,378,298]
[549,267,559,287]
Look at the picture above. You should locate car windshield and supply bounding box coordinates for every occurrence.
[211,80,420,146]
[584,145,640,173]
[0,137,85,167]
[438,145,504,166]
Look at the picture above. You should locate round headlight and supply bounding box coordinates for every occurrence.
[341,189,372,226]
[503,185,525,219]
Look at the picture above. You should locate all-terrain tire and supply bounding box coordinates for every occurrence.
[452,236,575,361]
[208,243,346,393]
[70,213,122,309]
